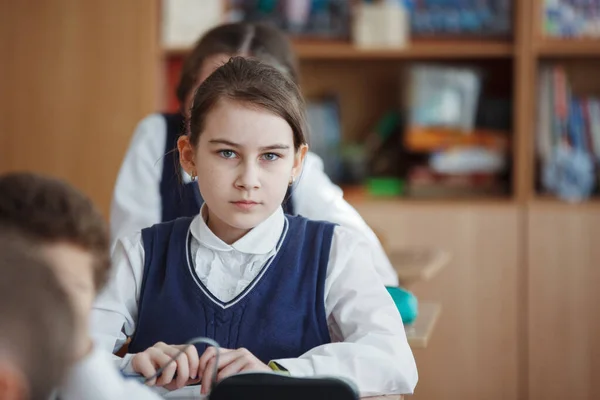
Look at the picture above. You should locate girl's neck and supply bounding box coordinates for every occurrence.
[204,207,251,245]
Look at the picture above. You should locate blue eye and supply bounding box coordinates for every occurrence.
[261,153,280,161]
[218,150,237,159]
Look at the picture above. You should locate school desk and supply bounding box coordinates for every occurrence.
[404,302,441,348]
[388,248,450,288]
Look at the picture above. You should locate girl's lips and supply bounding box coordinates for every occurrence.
[231,201,259,210]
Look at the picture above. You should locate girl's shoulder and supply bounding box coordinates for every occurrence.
[134,113,169,135]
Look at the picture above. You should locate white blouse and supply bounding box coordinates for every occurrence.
[110,113,398,286]
[91,206,417,396]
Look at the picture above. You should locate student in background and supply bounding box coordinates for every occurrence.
[0,172,163,400]
[94,57,418,397]
[0,234,74,400]
[111,22,398,286]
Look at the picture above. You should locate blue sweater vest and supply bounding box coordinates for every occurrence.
[128,215,334,363]
[159,113,294,222]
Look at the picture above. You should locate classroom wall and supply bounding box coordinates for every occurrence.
[0,0,159,218]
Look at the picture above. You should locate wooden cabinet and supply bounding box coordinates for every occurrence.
[353,202,522,400]
[353,200,600,400]
[528,203,600,400]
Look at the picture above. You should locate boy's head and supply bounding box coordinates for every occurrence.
[0,172,110,357]
[0,232,75,400]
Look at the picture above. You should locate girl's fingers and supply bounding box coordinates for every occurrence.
[199,347,233,376]
[153,350,179,387]
[216,355,248,381]
[131,352,158,384]
[158,345,190,389]
[201,356,217,395]
[179,344,200,380]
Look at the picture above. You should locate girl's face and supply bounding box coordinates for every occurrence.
[179,99,307,244]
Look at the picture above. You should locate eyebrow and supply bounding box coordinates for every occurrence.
[208,139,291,151]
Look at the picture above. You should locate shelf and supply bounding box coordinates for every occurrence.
[293,39,513,60]
[536,39,600,57]
[162,39,513,60]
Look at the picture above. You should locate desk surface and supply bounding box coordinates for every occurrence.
[388,248,450,287]
[405,302,441,348]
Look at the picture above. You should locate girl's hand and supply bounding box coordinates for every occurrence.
[131,341,201,390]
[198,347,271,394]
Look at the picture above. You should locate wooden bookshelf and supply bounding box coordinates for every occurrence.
[527,2,600,400]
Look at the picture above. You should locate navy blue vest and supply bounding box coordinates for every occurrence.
[128,215,333,362]
[159,113,294,223]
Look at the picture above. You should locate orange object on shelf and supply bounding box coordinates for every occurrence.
[404,126,510,152]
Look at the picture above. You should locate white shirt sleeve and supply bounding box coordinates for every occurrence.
[90,232,145,371]
[59,347,164,400]
[272,226,418,396]
[110,114,166,249]
[293,153,399,286]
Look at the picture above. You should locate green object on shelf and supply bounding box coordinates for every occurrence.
[257,0,277,13]
[386,286,419,325]
[375,111,400,141]
[366,177,405,197]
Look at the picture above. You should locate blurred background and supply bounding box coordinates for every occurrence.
[1,1,600,399]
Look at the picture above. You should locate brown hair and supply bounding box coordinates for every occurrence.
[177,22,299,107]
[0,172,110,291]
[0,233,75,400]
[189,56,308,151]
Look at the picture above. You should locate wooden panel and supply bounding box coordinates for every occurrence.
[528,206,600,400]
[0,0,159,217]
[351,202,522,400]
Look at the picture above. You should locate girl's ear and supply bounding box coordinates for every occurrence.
[291,144,308,182]
[177,136,196,177]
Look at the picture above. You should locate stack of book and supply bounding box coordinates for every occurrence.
[544,0,600,38]
[537,65,600,200]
